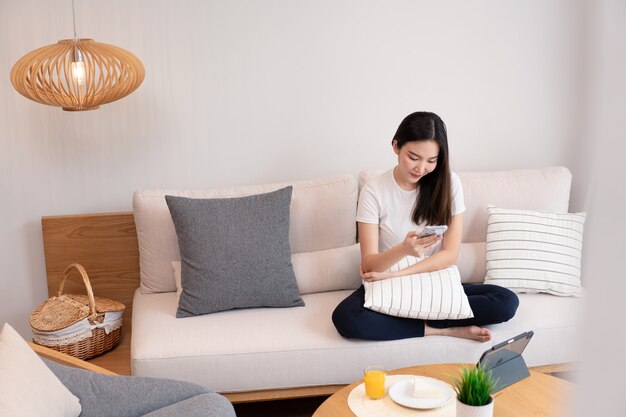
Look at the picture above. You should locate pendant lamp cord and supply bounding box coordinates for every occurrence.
[72,0,78,41]
[71,0,82,63]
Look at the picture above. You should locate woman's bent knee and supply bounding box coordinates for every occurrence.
[331,305,350,337]
[498,287,520,322]
[332,299,363,339]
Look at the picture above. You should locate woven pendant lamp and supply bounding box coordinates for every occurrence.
[10,2,144,111]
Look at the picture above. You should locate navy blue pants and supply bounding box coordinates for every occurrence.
[332,284,519,341]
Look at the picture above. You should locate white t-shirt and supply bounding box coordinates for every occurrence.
[356,168,466,254]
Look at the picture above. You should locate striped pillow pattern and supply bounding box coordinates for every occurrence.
[363,257,474,320]
[484,206,585,296]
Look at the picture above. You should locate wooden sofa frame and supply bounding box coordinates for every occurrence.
[41,212,572,403]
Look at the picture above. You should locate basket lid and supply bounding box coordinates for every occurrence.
[68,294,125,313]
[29,294,125,332]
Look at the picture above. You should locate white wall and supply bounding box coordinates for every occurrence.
[1,1,586,337]
[573,1,626,417]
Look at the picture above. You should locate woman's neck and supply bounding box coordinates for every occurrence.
[392,166,418,191]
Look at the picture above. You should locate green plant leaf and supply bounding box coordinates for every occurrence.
[450,364,498,406]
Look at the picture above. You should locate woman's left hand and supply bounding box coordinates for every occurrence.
[360,265,396,282]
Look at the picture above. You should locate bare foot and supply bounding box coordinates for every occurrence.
[425,325,492,342]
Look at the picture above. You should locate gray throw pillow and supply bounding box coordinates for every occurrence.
[166,186,304,317]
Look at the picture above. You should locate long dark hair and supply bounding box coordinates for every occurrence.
[393,111,452,226]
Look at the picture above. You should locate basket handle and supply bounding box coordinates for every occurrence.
[58,263,97,322]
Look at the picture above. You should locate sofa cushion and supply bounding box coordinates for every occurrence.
[291,243,362,294]
[456,242,487,283]
[166,187,304,317]
[134,174,358,294]
[484,206,585,296]
[489,292,584,366]
[0,323,81,417]
[457,167,572,243]
[363,259,473,320]
[131,289,583,392]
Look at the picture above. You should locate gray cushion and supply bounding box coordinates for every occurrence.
[43,359,234,417]
[166,186,304,317]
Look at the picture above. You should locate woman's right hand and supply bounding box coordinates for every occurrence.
[401,231,442,258]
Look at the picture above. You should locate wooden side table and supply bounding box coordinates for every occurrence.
[313,364,576,417]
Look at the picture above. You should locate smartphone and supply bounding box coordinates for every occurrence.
[418,225,448,237]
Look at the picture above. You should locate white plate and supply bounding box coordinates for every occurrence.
[388,376,454,409]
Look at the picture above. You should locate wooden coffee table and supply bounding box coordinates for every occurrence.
[313,364,575,417]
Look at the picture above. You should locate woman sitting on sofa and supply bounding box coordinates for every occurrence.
[332,111,519,342]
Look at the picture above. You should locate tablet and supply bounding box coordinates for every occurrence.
[477,331,534,392]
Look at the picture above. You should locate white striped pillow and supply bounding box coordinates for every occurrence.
[363,257,474,320]
[483,206,585,296]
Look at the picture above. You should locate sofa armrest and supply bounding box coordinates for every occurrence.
[29,342,117,375]
[141,393,235,417]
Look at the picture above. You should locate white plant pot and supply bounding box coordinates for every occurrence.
[456,396,494,417]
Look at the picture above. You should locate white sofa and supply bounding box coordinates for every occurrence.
[130,166,584,394]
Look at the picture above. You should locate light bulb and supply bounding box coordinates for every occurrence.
[71,60,86,85]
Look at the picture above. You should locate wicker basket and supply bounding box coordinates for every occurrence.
[30,263,125,360]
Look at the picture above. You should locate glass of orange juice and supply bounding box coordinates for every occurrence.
[363,366,386,399]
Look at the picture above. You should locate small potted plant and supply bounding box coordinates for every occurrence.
[451,364,498,417]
